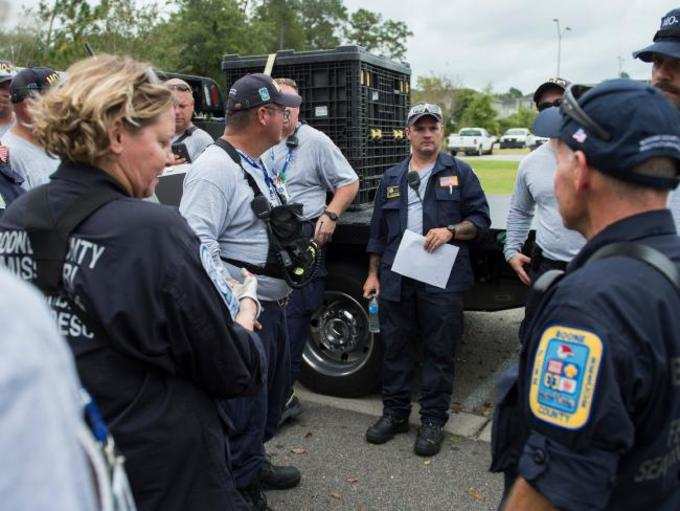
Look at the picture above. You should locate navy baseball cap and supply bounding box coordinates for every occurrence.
[536,79,680,189]
[634,9,680,62]
[531,106,562,138]
[226,73,301,112]
[10,67,59,103]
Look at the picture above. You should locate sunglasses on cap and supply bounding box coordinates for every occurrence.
[561,84,612,141]
[537,98,562,112]
[168,83,191,92]
[409,103,443,117]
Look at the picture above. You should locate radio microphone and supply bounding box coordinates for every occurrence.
[407,171,422,201]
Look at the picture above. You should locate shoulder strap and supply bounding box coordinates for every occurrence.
[24,186,120,293]
[588,241,680,290]
[174,125,197,144]
[214,138,263,198]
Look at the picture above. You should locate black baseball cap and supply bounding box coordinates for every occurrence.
[532,79,680,190]
[533,77,570,106]
[226,73,301,112]
[10,67,59,103]
[634,9,680,62]
[407,103,443,126]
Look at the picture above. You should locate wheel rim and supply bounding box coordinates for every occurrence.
[303,290,375,378]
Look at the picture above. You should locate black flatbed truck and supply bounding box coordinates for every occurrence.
[155,48,527,398]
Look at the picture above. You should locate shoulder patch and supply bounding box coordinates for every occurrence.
[386,185,400,199]
[529,325,603,430]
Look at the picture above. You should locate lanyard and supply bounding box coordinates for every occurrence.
[237,149,279,202]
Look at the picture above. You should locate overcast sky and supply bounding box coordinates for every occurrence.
[3,0,676,94]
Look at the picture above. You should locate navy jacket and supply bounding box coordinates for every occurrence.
[0,159,25,216]
[516,210,680,510]
[0,162,263,511]
[366,152,490,300]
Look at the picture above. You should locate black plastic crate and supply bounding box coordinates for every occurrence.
[222,46,411,206]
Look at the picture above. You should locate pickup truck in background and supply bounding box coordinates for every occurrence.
[499,128,531,149]
[447,128,496,156]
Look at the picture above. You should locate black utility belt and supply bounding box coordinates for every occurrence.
[222,258,283,279]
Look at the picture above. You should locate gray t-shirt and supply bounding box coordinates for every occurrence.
[264,123,358,220]
[669,187,680,231]
[0,121,11,139]
[172,126,214,163]
[504,142,586,262]
[0,267,97,511]
[406,162,435,235]
[180,144,290,302]
[1,130,60,190]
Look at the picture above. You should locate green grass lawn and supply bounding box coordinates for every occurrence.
[462,159,518,195]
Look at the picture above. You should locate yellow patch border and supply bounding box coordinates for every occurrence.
[386,185,400,199]
[529,325,603,430]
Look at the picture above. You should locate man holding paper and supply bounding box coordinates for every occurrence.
[363,103,490,457]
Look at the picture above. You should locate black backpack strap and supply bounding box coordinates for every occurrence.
[588,241,680,291]
[215,138,263,198]
[174,125,197,145]
[24,186,121,293]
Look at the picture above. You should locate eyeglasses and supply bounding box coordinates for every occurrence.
[537,98,563,112]
[561,84,612,141]
[168,84,191,92]
[265,105,291,120]
[408,103,442,117]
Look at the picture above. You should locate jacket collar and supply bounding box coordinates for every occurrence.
[568,209,677,272]
[51,160,131,197]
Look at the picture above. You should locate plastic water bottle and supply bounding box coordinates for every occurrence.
[368,296,380,333]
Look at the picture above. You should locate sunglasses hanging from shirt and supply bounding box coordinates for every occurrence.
[214,138,321,288]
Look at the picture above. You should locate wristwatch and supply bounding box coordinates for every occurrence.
[323,209,339,221]
[446,224,456,239]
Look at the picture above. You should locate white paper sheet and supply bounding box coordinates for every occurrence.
[391,230,459,289]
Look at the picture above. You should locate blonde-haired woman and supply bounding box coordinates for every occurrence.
[0,55,261,511]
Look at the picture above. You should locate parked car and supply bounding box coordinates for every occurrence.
[499,128,530,149]
[448,128,496,156]
[527,132,549,150]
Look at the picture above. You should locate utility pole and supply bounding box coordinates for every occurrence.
[553,18,571,77]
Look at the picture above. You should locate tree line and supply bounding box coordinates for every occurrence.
[412,75,538,136]
[2,0,412,84]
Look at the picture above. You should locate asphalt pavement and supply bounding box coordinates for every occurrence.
[265,308,523,510]
[267,402,504,511]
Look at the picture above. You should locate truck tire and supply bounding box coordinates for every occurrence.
[299,262,382,397]
[450,149,457,156]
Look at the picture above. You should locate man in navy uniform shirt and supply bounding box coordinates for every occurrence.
[492,81,680,510]
[363,103,490,457]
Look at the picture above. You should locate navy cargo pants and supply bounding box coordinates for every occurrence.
[220,300,291,488]
[285,219,326,384]
[379,277,464,425]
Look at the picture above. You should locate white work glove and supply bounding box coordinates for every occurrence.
[225,268,261,318]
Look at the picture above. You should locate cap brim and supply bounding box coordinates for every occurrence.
[633,40,680,62]
[273,91,302,108]
[533,82,567,105]
[407,112,442,126]
[531,106,562,138]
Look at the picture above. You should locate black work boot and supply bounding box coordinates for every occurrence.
[259,459,301,490]
[365,414,409,444]
[414,421,445,457]
[278,389,303,427]
[238,480,271,511]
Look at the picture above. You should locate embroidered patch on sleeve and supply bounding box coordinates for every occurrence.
[529,325,603,430]
[199,243,240,321]
[386,185,400,199]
